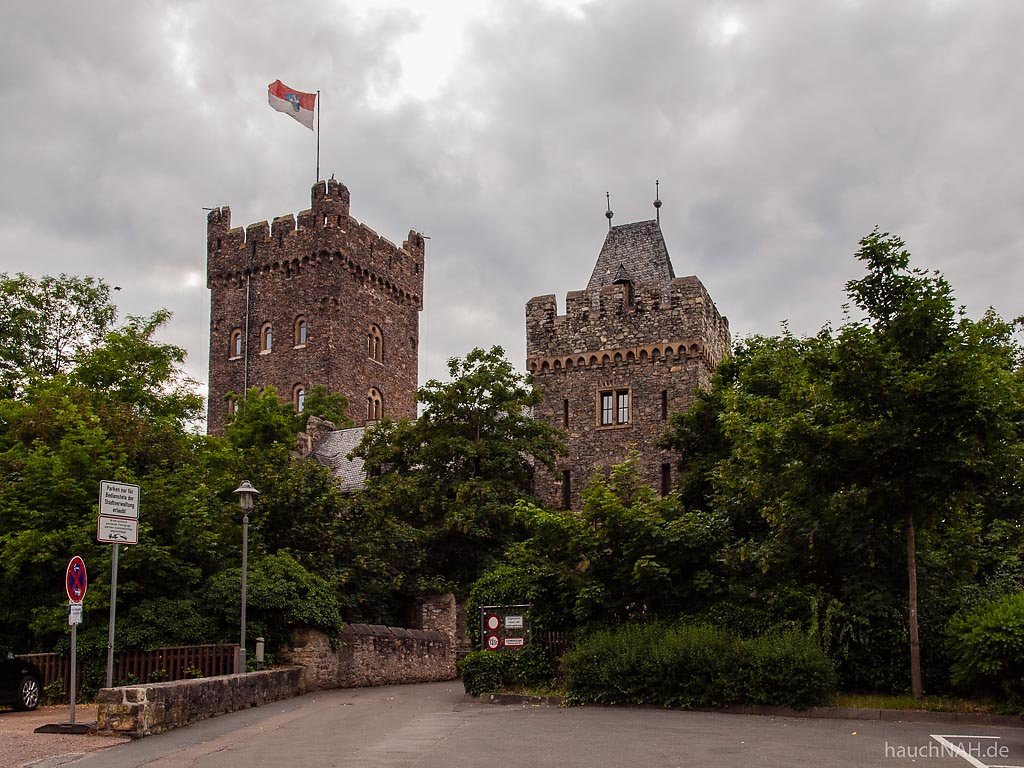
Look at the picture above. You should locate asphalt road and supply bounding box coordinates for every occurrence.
[57,682,1024,768]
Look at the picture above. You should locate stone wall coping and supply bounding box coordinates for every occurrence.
[340,623,445,643]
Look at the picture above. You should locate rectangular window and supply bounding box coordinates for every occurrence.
[661,463,672,497]
[598,389,631,426]
[562,470,571,510]
[617,391,630,424]
[562,399,570,428]
[661,390,668,420]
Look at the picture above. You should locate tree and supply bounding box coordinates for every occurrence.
[353,346,564,594]
[0,273,117,396]
[838,230,1024,697]
[664,231,1024,696]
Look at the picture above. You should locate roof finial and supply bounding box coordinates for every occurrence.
[654,179,662,224]
[605,191,614,230]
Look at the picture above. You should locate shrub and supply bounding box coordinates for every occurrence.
[459,645,555,697]
[562,621,836,709]
[948,591,1024,705]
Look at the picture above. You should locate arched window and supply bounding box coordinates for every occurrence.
[260,323,273,353]
[229,329,242,359]
[368,324,383,363]
[226,397,237,418]
[367,388,383,421]
[294,317,308,347]
[294,385,306,413]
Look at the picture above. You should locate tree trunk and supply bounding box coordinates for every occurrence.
[906,509,923,698]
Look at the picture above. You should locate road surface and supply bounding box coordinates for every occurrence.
[58,682,1024,768]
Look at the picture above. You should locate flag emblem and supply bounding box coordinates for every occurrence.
[268,80,316,130]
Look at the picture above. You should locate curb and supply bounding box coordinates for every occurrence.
[472,693,1023,728]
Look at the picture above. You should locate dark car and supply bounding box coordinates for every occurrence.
[0,654,42,710]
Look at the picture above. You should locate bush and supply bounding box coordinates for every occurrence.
[459,645,555,697]
[562,622,836,709]
[948,591,1024,705]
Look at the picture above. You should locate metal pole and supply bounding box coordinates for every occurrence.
[240,512,248,673]
[105,543,118,688]
[69,619,77,724]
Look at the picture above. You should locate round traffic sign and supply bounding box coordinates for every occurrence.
[486,614,500,631]
[487,635,500,650]
[66,556,87,604]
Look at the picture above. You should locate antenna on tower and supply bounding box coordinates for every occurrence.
[653,180,662,224]
[605,191,614,230]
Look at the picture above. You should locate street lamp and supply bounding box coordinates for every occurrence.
[233,480,260,673]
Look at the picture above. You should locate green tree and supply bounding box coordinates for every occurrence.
[0,273,116,396]
[665,231,1024,696]
[353,346,564,594]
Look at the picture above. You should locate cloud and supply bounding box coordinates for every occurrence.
[2,0,1022,418]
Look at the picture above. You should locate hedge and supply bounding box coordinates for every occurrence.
[562,622,836,709]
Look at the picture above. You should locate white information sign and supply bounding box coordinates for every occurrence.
[503,637,524,647]
[505,615,524,629]
[97,515,139,545]
[68,603,83,625]
[99,481,140,519]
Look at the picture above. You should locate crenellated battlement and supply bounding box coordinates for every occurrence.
[526,275,730,367]
[206,178,424,437]
[206,180,424,306]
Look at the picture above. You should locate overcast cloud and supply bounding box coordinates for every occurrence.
[3,0,1021,411]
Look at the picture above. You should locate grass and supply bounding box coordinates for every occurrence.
[834,692,994,714]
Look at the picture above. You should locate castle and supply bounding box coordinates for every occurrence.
[525,214,730,509]
[205,180,424,435]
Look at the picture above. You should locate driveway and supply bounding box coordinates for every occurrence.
[42,682,1024,768]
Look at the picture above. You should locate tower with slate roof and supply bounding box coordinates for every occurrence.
[525,206,730,509]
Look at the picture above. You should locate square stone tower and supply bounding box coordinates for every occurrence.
[206,179,424,435]
[526,218,729,508]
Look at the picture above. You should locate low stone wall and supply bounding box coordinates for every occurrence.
[282,593,458,691]
[96,667,304,738]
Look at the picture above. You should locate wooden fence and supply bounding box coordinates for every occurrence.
[538,630,575,658]
[18,644,238,695]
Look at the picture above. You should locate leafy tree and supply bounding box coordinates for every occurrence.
[467,454,726,642]
[0,273,116,396]
[295,384,351,432]
[664,230,1024,696]
[353,346,563,595]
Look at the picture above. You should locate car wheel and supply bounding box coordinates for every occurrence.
[15,675,41,711]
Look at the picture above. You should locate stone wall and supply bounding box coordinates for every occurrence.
[206,179,424,435]
[282,608,457,692]
[96,667,303,738]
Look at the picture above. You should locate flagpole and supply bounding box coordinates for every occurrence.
[316,90,321,182]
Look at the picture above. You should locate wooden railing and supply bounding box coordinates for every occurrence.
[18,644,239,695]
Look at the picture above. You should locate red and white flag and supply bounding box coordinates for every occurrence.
[267,80,316,130]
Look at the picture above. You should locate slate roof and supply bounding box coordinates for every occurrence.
[310,426,367,492]
[586,220,675,293]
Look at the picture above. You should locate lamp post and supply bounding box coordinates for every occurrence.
[233,480,260,673]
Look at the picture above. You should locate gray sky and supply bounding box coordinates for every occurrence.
[3,0,1022,409]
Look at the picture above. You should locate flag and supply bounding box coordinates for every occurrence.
[267,80,316,131]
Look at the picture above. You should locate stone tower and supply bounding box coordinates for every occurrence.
[525,218,729,509]
[206,179,424,435]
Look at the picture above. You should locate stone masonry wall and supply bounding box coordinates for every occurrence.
[526,276,730,509]
[96,667,304,738]
[206,179,424,435]
[281,594,458,691]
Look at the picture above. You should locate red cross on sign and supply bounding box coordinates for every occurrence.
[66,556,87,604]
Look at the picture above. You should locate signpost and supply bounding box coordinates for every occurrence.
[97,481,140,688]
[65,556,87,724]
[480,604,531,652]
